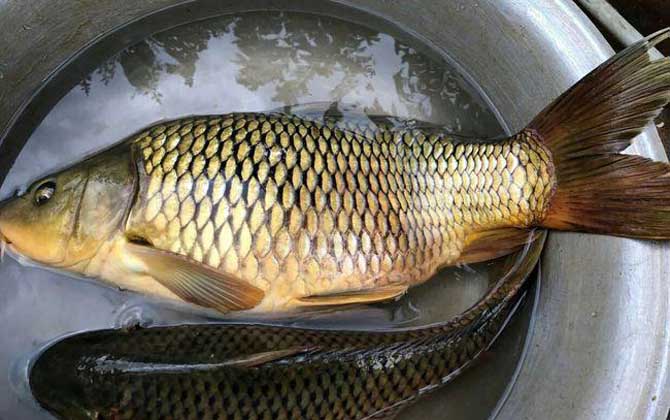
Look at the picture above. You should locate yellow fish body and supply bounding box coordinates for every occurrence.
[124,114,553,311]
[1,29,669,313]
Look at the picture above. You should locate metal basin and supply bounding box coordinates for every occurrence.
[0,1,668,419]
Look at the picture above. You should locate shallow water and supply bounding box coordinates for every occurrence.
[0,9,533,420]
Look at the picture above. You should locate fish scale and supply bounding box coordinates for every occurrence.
[125,113,553,310]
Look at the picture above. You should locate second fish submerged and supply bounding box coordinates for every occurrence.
[1,30,670,313]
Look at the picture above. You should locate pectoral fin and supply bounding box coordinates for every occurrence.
[223,346,319,368]
[296,283,408,307]
[124,242,264,313]
[457,228,540,265]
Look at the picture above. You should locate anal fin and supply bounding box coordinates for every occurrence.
[296,284,408,307]
[457,228,539,265]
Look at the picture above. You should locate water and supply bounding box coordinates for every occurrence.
[0,9,535,420]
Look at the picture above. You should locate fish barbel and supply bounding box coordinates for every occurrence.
[28,234,544,420]
[1,30,669,313]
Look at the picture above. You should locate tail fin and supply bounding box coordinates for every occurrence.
[531,29,670,239]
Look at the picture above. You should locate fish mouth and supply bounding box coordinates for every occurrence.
[0,227,77,269]
[0,196,14,263]
[0,230,10,262]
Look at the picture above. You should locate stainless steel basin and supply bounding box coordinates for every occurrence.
[0,1,667,419]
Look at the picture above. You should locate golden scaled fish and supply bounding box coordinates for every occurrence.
[1,30,669,314]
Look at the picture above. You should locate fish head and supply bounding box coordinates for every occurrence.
[0,166,89,265]
[30,337,119,420]
[0,145,135,269]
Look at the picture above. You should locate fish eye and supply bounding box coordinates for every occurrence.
[34,181,56,206]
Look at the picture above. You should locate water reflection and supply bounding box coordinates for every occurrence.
[78,12,498,132]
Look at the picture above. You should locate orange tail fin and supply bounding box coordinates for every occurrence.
[530,29,670,239]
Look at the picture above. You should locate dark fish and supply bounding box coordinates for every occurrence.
[28,235,544,420]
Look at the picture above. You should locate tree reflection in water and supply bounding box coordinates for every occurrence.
[78,11,499,136]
